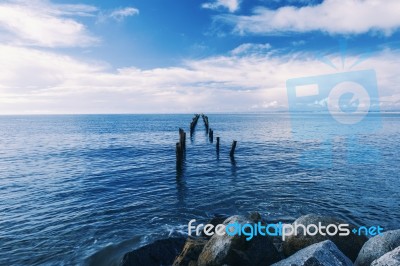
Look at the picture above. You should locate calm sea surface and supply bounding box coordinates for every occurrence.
[0,114,399,265]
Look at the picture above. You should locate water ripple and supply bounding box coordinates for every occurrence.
[0,114,399,265]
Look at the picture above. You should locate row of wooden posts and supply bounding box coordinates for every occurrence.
[190,114,200,136]
[176,114,237,164]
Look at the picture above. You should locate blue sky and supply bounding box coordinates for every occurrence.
[54,0,400,68]
[0,0,400,114]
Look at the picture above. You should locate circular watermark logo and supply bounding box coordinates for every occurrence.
[327,81,371,125]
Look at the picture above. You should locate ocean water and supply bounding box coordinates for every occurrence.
[0,114,399,265]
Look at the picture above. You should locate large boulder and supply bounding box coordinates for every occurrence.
[201,215,228,239]
[173,237,208,266]
[197,213,280,266]
[355,229,400,266]
[121,237,186,266]
[371,246,400,266]
[283,214,367,261]
[272,240,353,266]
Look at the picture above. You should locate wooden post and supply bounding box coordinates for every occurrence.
[216,137,220,152]
[190,114,200,136]
[176,129,186,165]
[202,114,209,133]
[230,140,237,157]
[209,128,213,142]
[179,128,186,150]
[176,142,182,162]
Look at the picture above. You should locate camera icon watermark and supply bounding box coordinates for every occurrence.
[287,69,381,168]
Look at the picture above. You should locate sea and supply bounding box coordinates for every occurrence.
[0,114,399,265]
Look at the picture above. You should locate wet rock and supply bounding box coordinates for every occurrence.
[272,240,353,266]
[121,237,186,266]
[283,214,367,261]
[371,246,400,266]
[173,237,208,266]
[248,211,262,221]
[197,213,280,266]
[355,229,400,266]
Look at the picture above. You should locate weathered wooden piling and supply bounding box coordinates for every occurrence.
[176,128,186,164]
[209,128,213,142]
[216,137,220,152]
[230,140,237,157]
[190,114,200,136]
[176,142,183,163]
[179,128,186,150]
[202,114,209,133]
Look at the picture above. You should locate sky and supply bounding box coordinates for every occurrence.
[0,0,400,114]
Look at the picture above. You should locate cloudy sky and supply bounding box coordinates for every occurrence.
[0,0,399,114]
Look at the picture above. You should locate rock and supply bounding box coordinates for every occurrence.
[248,211,262,221]
[283,214,367,261]
[272,240,353,266]
[188,261,198,266]
[202,215,228,239]
[173,237,208,266]
[272,236,284,258]
[371,246,400,266]
[354,229,400,266]
[197,213,280,266]
[121,237,186,266]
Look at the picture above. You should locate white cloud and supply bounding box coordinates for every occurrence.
[202,0,241,13]
[218,0,400,35]
[0,0,98,47]
[231,43,272,56]
[1,43,400,114]
[109,7,139,21]
[0,45,104,92]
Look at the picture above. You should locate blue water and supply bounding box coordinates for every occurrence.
[0,114,399,265]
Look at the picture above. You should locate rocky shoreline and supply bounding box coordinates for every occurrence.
[120,213,400,266]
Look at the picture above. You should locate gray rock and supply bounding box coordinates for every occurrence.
[173,237,208,266]
[272,240,353,266]
[202,215,228,239]
[283,214,367,261]
[121,237,186,266]
[197,213,280,266]
[355,229,400,266]
[371,246,400,266]
[188,261,198,266]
